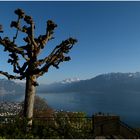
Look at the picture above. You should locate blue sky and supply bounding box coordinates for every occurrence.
[1,1,140,84]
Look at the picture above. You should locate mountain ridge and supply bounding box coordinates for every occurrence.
[37,72,140,93]
[1,72,140,96]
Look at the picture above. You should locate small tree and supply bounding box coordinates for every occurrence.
[34,96,49,111]
[0,9,77,125]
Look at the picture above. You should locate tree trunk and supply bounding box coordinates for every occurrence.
[24,75,36,126]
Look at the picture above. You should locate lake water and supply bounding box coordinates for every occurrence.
[38,91,140,128]
[1,91,140,127]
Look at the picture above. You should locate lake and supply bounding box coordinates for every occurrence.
[1,91,140,128]
[38,91,140,128]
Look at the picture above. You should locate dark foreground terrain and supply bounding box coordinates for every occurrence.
[0,111,140,139]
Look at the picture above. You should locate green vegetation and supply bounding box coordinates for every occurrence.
[0,112,93,139]
[0,97,93,139]
[136,128,140,133]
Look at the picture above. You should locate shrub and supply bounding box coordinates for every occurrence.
[0,112,93,139]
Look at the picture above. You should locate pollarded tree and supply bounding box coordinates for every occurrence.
[0,9,77,125]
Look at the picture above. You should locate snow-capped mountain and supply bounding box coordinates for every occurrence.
[38,72,140,93]
[60,78,80,84]
[2,72,140,96]
[96,72,140,80]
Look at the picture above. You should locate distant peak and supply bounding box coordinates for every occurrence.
[93,72,140,80]
[61,78,80,84]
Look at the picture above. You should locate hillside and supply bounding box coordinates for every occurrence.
[0,79,24,101]
[38,72,140,93]
[1,72,140,101]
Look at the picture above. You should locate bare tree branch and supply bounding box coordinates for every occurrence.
[12,17,20,43]
[35,20,57,54]
[0,8,78,125]
[0,70,25,80]
[35,38,77,77]
[36,37,77,66]
[8,52,28,76]
[0,37,23,53]
[0,36,29,62]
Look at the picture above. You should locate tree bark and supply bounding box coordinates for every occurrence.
[24,75,36,126]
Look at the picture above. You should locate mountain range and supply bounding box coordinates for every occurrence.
[1,72,140,99]
[38,72,140,93]
[0,79,24,95]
